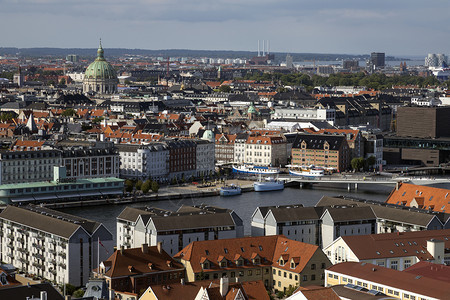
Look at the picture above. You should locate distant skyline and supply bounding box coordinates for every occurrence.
[0,0,449,57]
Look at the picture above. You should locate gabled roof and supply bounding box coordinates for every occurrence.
[292,133,346,151]
[98,246,183,278]
[175,235,321,274]
[338,229,450,260]
[323,206,376,222]
[386,182,450,213]
[0,205,104,238]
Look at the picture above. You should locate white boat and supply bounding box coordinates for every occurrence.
[254,177,284,192]
[219,184,242,196]
[232,165,280,175]
[288,165,325,177]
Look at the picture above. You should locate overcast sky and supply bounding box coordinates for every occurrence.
[1,0,449,56]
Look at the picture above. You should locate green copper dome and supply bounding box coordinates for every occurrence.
[248,102,257,114]
[84,41,117,80]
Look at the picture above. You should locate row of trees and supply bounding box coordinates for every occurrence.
[242,72,449,90]
[351,156,377,171]
[125,179,159,193]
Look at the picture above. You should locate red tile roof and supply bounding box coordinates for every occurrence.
[386,182,450,212]
[175,235,321,275]
[327,262,450,299]
[338,229,450,261]
[403,261,450,283]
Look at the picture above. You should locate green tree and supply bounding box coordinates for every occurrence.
[124,181,133,193]
[141,180,151,193]
[367,156,376,169]
[151,181,159,193]
[73,289,85,297]
[351,157,365,171]
[135,180,143,191]
[285,284,298,297]
[218,85,231,93]
[62,108,76,117]
[64,284,77,296]
[0,112,17,121]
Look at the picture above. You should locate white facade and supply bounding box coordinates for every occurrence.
[195,140,215,177]
[67,72,85,83]
[0,150,61,185]
[118,144,169,181]
[117,206,244,256]
[272,107,335,124]
[0,205,113,286]
[244,137,287,167]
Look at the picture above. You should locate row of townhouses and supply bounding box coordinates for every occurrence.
[252,195,450,249]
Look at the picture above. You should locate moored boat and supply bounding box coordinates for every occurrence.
[254,177,284,192]
[232,165,280,175]
[287,165,325,177]
[219,184,242,196]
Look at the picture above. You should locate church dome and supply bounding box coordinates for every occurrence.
[247,102,257,114]
[84,42,117,80]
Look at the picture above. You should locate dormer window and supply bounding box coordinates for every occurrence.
[220,261,227,268]
[0,274,7,285]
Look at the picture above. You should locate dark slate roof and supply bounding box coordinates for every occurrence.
[0,205,102,238]
[292,133,346,150]
[0,283,64,300]
[151,211,237,231]
[117,206,170,223]
[324,206,376,222]
[317,196,444,227]
[25,102,49,110]
[55,93,94,105]
[269,206,324,222]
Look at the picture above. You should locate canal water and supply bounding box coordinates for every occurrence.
[60,183,401,241]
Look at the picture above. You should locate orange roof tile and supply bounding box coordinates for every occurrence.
[386,182,450,212]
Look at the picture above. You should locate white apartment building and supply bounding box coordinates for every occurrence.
[272,107,336,125]
[233,133,248,164]
[117,205,244,256]
[195,140,215,177]
[0,150,61,185]
[245,135,287,166]
[323,230,450,268]
[117,143,169,181]
[0,205,113,286]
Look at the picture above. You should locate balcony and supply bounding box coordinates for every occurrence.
[50,259,56,265]
[49,249,56,255]
[124,234,131,239]
[35,254,44,260]
[7,244,14,250]
[58,263,66,269]
[7,234,14,239]
[33,243,44,250]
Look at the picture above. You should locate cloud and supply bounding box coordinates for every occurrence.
[0,0,449,55]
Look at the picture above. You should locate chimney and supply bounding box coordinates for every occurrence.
[220,277,229,297]
[141,244,148,254]
[40,291,48,300]
[157,242,163,254]
[120,245,124,255]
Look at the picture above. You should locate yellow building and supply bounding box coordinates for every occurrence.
[174,235,331,293]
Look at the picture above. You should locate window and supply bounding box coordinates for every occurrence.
[284,272,287,278]
[289,273,292,279]
[311,274,316,281]
[231,272,235,278]
[248,270,252,276]
[390,261,398,270]
[321,263,326,269]
[278,270,281,276]
[303,275,308,281]
[256,269,261,275]
[239,271,244,277]
[311,264,316,270]
[278,281,281,287]
[328,273,333,278]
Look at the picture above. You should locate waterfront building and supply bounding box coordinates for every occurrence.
[174,235,332,292]
[317,195,449,233]
[271,107,336,125]
[93,243,184,296]
[425,53,448,67]
[117,143,169,181]
[252,204,377,249]
[215,133,236,164]
[0,166,124,205]
[0,149,61,185]
[0,205,113,286]
[325,262,450,300]
[233,133,248,164]
[291,134,350,172]
[83,41,118,94]
[116,204,244,256]
[165,139,197,180]
[194,139,215,178]
[0,141,120,185]
[323,229,450,267]
[251,205,321,245]
[312,129,363,161]
[244,134,287,167]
